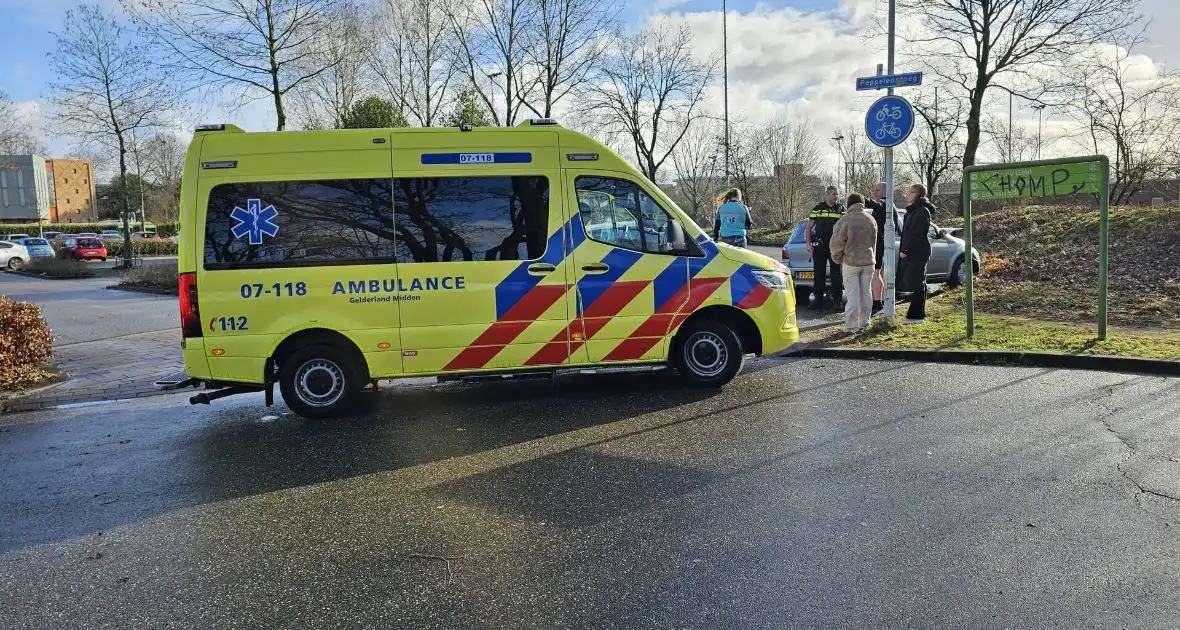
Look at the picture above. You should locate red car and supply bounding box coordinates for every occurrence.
[58,237,108,261]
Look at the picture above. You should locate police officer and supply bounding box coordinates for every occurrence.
[713,188,754,248]
[806,186,845,310]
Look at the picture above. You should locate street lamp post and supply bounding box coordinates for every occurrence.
[831,134,845,191]
[723,0,730,186]
[486,70,503,126]
[1032,103,1046,159]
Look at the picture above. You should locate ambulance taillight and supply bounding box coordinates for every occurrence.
[179,272,202,338]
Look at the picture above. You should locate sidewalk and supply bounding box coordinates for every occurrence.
[3,329,182,413]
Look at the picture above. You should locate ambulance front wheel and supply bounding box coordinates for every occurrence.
[279,344,363,419]
[674,318,745,387]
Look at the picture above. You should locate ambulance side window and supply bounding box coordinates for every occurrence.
[203,178,394,269]
[393,175,549,263]
[575,176,696,256]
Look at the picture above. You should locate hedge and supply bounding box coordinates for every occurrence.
[102,240,179,257]
[0,221,179,237]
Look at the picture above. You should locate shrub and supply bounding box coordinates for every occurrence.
[24,258,96,278]
[102,240,178,257]
[119,262,179,292]
[0,296,55,390]
[0,221,179,237]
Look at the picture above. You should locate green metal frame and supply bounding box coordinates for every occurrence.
[962,155,1110,340]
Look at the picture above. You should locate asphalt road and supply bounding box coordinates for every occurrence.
[0,269,178,345]
[2,358,1179,629]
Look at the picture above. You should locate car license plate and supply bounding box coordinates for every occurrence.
[796,271,814,280]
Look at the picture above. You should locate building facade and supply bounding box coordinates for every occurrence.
[46,158,97,222]
[0,155,51,222]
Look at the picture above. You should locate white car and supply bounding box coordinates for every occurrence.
[169,229,181,244]
[0,240,31,270]
[99,230,124,240]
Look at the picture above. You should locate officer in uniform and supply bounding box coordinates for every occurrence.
[806,186,845,311]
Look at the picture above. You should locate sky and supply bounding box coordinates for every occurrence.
[2,0,1178,176]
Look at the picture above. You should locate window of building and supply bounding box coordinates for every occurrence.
[66,198,70,204]
[1,172,8,207]
[83,178,88,185]
[393,175,550,263]
[64,177,69,184]
[75,189,79,194]
[204,178,395,269]
[17,170,25,206]
[72,168,77,174]
[574,176,696,256]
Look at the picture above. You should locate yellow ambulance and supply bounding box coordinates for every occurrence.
[163,120,799,417]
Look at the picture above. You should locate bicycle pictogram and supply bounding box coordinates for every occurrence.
[874,123,902,141]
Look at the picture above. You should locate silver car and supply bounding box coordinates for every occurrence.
[0,240,31,270]
[781,215,981,305]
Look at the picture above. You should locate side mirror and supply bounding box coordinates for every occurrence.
[936,228,949,239]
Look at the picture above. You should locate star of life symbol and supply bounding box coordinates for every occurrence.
[231,198,280,245]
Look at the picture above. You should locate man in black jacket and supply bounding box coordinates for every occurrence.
[806,186,845,311]
[898,184,934,323]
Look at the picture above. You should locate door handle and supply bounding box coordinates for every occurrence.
[581,263,610,273]
[528,263,556,275]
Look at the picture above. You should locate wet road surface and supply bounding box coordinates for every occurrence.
[2,358,1179,629]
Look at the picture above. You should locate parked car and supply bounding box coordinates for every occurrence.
[781,216,981,305]
[131,231,162,240]
[17,237,55,259]
[99,230,124,240]
[3,233,31,242]
[42,231,63,241]
[58,237,108,262]
[77,232,99,238]
[168,229,181,244]
[0,240,30,269]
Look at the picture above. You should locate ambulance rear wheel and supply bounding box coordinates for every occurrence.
[674,318,744,387]
[279,344,362,419]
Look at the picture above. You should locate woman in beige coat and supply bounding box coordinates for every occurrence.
[829,193,878,331]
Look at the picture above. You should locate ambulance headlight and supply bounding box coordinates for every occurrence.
[752,270,790,290]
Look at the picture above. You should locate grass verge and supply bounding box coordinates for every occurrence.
[803,290,1180,360]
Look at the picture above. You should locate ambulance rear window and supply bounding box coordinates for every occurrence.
[394,175,549,262]
[203,179,395,269]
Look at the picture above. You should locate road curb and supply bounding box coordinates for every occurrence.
[6,269,96,280]
[104,285,178,296]
[781,347,1180,377]
[0,373,69,414]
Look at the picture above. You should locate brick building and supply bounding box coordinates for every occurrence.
[46,158,97,222]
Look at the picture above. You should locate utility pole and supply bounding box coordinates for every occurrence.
[882,0,898,320]
[723,0,730,185]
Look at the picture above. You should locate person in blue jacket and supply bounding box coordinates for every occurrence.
[712,188,755,248]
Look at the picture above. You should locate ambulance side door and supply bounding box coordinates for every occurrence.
[393,138,569,373]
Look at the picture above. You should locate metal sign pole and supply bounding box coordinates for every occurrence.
[964,176,974,337]
[1099,159,1109,340]
[883,0,898,320]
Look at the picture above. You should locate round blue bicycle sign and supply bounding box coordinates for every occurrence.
[865,95,915,148]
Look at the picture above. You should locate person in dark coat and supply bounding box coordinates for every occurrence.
[898,184,934,323]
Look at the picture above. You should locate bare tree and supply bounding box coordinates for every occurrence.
[980,114,1040,164]
[0,93,48,155]
[1065,33,1180,204]
[448,0,537,126]
[899,0,1139,169]
[832,127,881,197]
[760,117,821,228]
[50,4,172,263]
[126,0,345,131]
[669,116,722,225]
[518,0,619,119]
[372,0,458,127]
[585,25,717,181]
[141,133,187,220]
[901,86,965,200]
[290,8,370,129]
